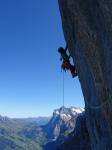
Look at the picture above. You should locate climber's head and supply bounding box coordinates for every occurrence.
[58,47,65,53]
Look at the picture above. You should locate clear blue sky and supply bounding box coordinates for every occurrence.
[0,0,84,118]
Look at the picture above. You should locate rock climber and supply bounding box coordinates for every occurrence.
[58,45,78,78]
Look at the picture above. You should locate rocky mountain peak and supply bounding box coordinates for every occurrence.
[44,106,84,140]
[53,106,84,121]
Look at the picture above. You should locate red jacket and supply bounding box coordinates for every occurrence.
[61,61,71,70]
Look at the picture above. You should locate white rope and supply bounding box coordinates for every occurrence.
[62,70,65,109]
[62,70,65,123]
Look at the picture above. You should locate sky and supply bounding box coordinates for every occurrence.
[0,0,84,118]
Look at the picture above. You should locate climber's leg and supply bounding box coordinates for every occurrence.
[69,65,78,78]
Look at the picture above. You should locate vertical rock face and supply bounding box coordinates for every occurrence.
[58,0,112,149]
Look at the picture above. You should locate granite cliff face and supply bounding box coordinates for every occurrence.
[58,0,112,149]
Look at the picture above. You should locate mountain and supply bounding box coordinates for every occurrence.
[13,117,50,125]
[43,107,84,150]
[0,115,47,150]
[44,106,84,140]
[0,107,84,150]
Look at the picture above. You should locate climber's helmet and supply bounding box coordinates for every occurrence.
[58,47,65,53]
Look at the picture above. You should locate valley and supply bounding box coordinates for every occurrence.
[0,107,84,150]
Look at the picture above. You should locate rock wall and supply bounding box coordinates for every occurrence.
[57,113,90,150]
[58,0,112,149]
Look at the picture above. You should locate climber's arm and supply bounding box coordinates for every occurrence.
[65,43,68,52]
[65,43,71,59]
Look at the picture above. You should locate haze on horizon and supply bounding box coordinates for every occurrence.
[0,0,84,118]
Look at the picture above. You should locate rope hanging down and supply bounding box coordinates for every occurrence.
[62,70,65,123]
[62,70,65,109]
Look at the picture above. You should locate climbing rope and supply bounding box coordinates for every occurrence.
[62,70,65,123]
[62,70,65,109]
